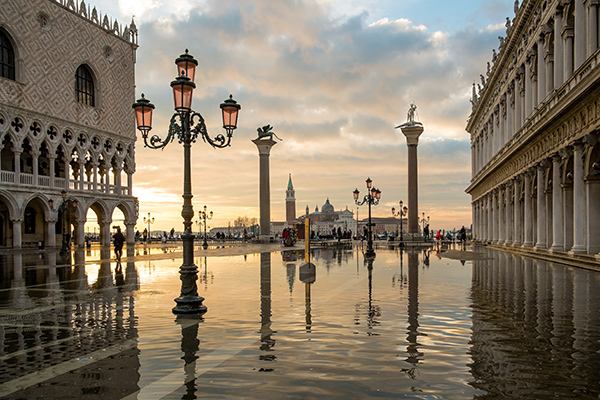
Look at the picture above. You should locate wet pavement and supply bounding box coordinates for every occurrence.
[0,243,599,399]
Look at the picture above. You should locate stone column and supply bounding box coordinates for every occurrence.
[538,36,547,102]
[492,109,498,155]
[49,155,56,188]
[499,185,505,244]
[570,141,587,254]
[75,218,85,248]
[46,218,57,247]
[575,0,587,69]
[32,150,39,186]
[535,162,547,250]
[125,222,135,246]
[513,176,522,246]
[505,181,513,245]
[507,85,514,141]
[252,138,278,242]
[500,97,506,147]
[564,22,575,79]
[92,161,99,192]
[492,189,498,244]
[525,52,534,118]
[127,170,133,196]
[13,149,21,184]
[114,166,122,195]
[78,161,85,190]
[487,193,493,243]
[64,158,70,191]
[515,74,522,132]
[555,7,565,86]
[100,219,112,247]
[544,29,555,94]
[550,154,564,251]
[589,1,599,54]
[399,122,424,234]
[12,218,22,248]
[523,168,535,247]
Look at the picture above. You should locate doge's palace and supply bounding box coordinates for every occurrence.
[467,0,600,257]
[0,0,139,248]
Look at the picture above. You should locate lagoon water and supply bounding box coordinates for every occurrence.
[0,245,599,399]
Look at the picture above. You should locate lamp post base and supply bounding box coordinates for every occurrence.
[173,233,207,315]
[365,248,376,259]
[173,295,207,314]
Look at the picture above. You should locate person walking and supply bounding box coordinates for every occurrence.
[435,229,442,249]
[113,226,125,261]
[459,226,466,249]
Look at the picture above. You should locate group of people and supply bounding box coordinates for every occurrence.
[281,228,297,247]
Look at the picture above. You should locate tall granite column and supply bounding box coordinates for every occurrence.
[252,138,278,242]
[396,109,424,235]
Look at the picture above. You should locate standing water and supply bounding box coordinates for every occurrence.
[0,245,598,399]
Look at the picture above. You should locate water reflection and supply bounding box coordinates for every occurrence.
[405,249,422,378]
[0,249,141,398]
[469,246,600,398]
[176,316,203,399]
[259,252,275,364]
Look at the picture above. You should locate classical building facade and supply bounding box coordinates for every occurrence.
[0,0,139,248]
[467,0,600,256]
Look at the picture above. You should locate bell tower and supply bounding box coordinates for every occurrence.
[286,173,296,224]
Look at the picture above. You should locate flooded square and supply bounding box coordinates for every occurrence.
[0,245,599,399]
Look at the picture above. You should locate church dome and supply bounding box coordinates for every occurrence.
[322,198,334,213]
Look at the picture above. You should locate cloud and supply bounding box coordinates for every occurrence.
[114,0,510,230]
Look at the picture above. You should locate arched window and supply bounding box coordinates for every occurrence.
[75,64,95,106]
[0,30,15,80]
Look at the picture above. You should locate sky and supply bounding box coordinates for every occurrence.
[89,0,514,232]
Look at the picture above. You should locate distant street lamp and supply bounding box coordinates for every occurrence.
[48,190,78,255]
[392,200,408,243]
[143,212,155,243]
[132,49,241,315]
[199,206,213,249]
[353,177,381,258]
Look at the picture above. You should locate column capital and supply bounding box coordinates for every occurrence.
[559,146,573,159]
[583,132,598,147]
[252,138,278,155]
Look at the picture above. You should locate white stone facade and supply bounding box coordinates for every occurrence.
[467,0,600,257]
[0,0,139,248]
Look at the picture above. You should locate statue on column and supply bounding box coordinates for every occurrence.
[256,124,282,141]
[407,103,418,124]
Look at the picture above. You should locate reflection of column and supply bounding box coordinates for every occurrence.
[260,252,275,355]
[252,139,277,242]
[10,254,31,308]
[406,250,421,365]
[125,247,139,292]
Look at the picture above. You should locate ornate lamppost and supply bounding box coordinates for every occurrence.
[353,177,381,258]
[199,205,213,249]
[143,212,155,243]
[420,212,430,241]
[49,190,78,255]
[132,49,241,315]
[392,200,408,243]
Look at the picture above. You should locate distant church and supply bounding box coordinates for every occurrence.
[280,174,355,236]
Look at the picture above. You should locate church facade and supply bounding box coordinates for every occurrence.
[466,0,600,257]
[0,0,139,248]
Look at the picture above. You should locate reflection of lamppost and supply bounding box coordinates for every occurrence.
[132,49,241,315]
[49,190,78,255]
[353,177,381,258]
[143,212,155,243]
[199,206,213,249]
[392,200,408,243]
